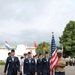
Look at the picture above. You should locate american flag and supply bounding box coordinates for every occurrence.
[50,33,58,75]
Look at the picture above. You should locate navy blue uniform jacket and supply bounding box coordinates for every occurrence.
[23,58,37,74]
[4,56,20,73]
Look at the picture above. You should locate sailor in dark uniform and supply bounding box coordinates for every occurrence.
[23,52,37,75]
[4,49,20,75]
[37,53,43,75]
[42,51,50,75]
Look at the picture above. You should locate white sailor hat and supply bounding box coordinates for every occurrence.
[57,50,62,54]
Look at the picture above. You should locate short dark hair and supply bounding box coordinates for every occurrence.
[11,49,15,52]
[28,52,31,54]
[24,53,27,56]
[20,56,24,59]
[39,53,42,56]
[45,51,48,54]
[8,52,11,55]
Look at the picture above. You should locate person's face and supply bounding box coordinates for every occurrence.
[45,54,49,58]
[39,55,42,59]
[9,54,11,56]
[26,55,28,58]
[35,55,38,59]
[11,52,15,56]
[28,54,31,58]
[57,53,62,58]
[24,54,27,58]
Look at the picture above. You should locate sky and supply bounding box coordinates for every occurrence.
[0,0,75,46]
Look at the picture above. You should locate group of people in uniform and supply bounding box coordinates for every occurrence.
[65,57,75,66]
[4,49,66,75]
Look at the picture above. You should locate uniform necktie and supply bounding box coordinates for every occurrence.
[29,58,31,63]
[46,58,48,62]
[12,57,14,61]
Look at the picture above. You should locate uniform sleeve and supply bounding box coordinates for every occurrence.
[17,57,20,72]
[35,59,37,72]
[23,59,26,74]
[4,57,9,73]
[42,58,44,67]
[63,58,66,65]
[57,58,66,66]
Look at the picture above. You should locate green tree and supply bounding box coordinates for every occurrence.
[56,46,62,50]
[36,42,50,56]
[59,21,75,57]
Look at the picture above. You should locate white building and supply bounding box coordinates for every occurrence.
[0,44,36,61]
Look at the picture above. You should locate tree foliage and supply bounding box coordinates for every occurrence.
[59,21,75,57]
[36,42,50,56]
[56,46,62,50]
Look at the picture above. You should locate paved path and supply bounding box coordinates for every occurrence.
[0,66,75,75]
[65,66,75,75]
[0,66,4,75]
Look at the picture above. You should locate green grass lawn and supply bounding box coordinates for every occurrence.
[0,61,5,65]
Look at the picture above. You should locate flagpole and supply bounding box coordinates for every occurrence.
[52,32,54,75]
[50,32,54,56]
[51,32,54,75]
[50,32,59,75]
[62,44,63,57]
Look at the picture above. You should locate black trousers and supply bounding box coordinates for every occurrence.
[43,72,50,75]
[20,72,22,75]
[37,72,42,75]
[7,70,17,75]
[26,72,34,75]
[55,72,65,75]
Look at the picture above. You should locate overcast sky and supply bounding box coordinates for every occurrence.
[0,0,75,46]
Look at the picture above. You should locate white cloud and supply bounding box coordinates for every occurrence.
[0,0,75,46]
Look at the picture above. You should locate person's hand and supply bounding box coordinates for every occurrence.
[17,72,20,75]
[4,73,7,75]
[35,72,37,75]
[20,70,22,73]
